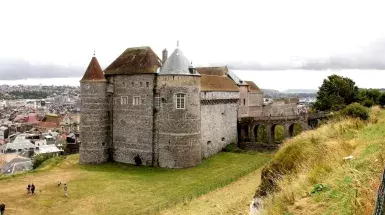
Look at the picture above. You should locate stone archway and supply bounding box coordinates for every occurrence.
[254,124,269,143]
[308,119,319,129]
[240,124,249,141]
[288,123,303,137]
[253,124,259,142]
[271,124,285,143]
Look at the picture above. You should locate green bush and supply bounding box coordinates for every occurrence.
[379,93,385,108]
[223,143,243,153]
[340,103,369,120]
[362,99,375,107]
[32,154,50,169]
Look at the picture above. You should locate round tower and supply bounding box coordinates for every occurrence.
[155,45,201,168]
[79,55,109,164]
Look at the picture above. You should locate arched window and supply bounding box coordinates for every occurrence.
[176,94,185,109]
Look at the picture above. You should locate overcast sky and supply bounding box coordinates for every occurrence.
[1,0,385,90]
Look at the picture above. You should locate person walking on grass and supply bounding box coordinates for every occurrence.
[64,183,68,197]
[27,184,31,195]
[57,181,61,187]
[31,184,35,195]
[0,202,5,215]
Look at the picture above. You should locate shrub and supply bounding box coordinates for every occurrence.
[340,103,369,120]
[362,99,375,108]
[379,93,385,108]
[223,143,243,153]
[32,154,51,169]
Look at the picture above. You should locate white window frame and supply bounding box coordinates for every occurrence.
[121,96,128,105]
[155,94,161,108]
[133,96,141,105]
[176,93,186,109]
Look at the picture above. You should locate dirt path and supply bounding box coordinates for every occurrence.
[161,167,263,215]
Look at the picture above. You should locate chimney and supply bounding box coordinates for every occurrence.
[162,49,168,65]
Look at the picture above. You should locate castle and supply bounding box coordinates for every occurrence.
[79,44,265,168]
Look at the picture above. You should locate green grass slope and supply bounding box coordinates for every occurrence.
[0,151,271,215]
[257,107,385,215]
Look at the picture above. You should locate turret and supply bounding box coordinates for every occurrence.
[79,54,109,164]
[155,43,202,168]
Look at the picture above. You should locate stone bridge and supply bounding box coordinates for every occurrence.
[238,112,328,144]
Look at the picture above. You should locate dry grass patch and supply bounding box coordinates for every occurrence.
[258,107,385,215]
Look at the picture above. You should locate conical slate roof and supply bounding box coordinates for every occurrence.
[159,48,198,75]
[80,56,106,82]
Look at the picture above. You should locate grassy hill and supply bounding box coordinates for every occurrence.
[256,106,385,215]
[0,151,271,215]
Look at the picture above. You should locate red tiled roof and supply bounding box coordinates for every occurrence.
[25,113,39,124]
[80,56,106,82]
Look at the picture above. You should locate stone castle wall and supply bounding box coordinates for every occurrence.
[111,74,155,166]
[155,75,202,168]
[79,81,109,164]
[200,91,238,158]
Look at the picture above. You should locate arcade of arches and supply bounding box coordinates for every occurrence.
[238,120,319,144]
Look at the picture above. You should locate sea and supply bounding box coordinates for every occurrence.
[0,69,384,92]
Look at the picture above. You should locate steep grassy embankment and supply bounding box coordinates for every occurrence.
[257,107,385,215]
[0,151,271,215]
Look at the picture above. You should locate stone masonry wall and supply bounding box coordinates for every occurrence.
[263,103,298,117]
[201,92,238,158]
[79,81,109,164]
[238,85,249,117]
[155,75,201,168]
[112,74,155,166]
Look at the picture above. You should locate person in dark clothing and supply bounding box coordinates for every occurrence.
[57,181,61,187]
[64,184,68,197]
[134,154,142,166]
[0,203,5,215]
[27,184,31,195]
[31,184,35,195]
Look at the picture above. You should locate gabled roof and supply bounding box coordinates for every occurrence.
[227,70,244,85]
[196,66,228,76]
[245,81,261,92]
[200,75,239,92]
[104,46,161,75]
[80,56,106,82]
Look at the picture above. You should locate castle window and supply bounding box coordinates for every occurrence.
[243,99,246,106]
[121,96,128,105]
[222,137,225,141]
[155,94,161,108]
[131,82,134,87]
[140,82,143,87]
[146,82,149,88]
[176,94,185,109]
[133,96,141,105]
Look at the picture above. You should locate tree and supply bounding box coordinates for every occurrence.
[379,93,385,107]
[358,88,381,104]
[314,75,359,111]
